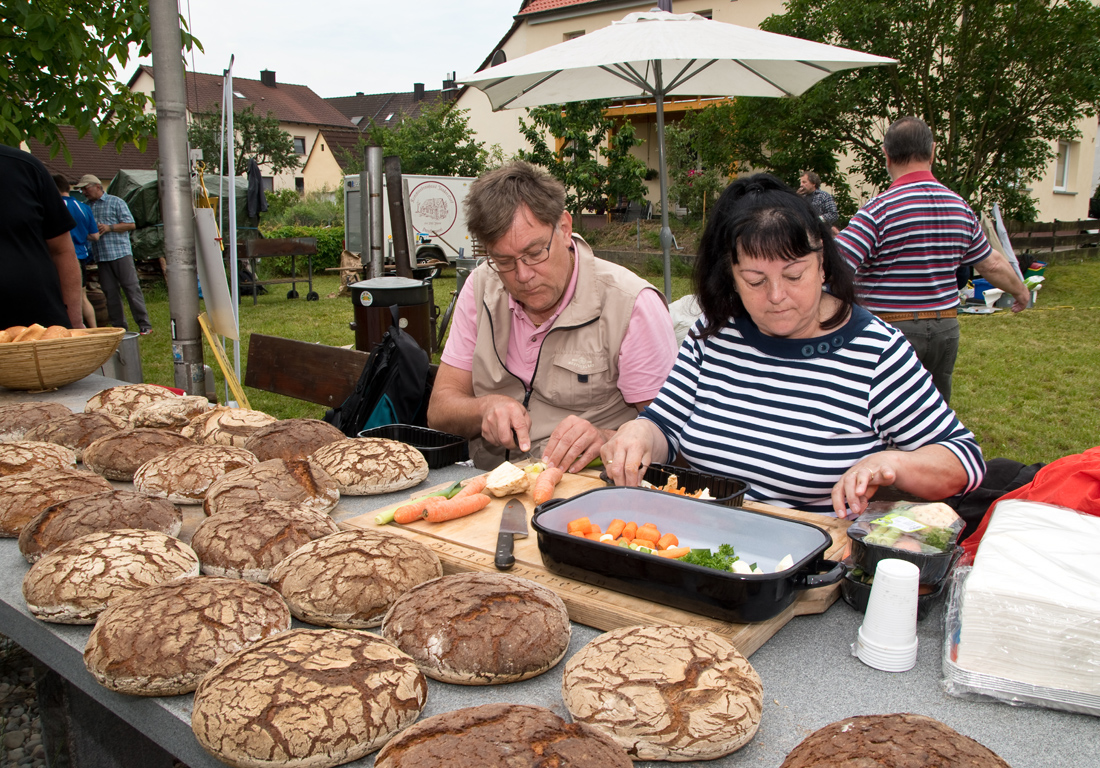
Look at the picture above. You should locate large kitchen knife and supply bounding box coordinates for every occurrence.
[494,498,528,571]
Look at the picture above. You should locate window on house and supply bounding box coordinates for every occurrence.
[695,10,713,18]
[293,137,306,155]
[261,176,274,193]
[564,30,584,41]
[1054,142,1070,192]
[295,177,305,194]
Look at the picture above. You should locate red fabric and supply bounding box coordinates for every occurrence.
[962,446,1100,558]
[157,385,186,396]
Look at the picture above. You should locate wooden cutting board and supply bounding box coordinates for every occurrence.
[342,471,851,657]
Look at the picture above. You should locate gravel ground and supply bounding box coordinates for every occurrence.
[0,635,45,768]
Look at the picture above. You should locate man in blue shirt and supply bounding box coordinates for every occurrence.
[54,175,99,328]
[77,174,153,335]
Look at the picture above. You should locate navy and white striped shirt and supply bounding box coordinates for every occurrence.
[836,171,991,313]
[641,305,985,514]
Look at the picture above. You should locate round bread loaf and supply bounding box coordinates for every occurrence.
[82,428,193,481]
[24,412,128,461]
[381,571,570,684]
[309,438,428,496]
[203,458,340,516]
[0,402,74,442]
[18,490,183,563]
[191,501,339,582]
[269,530,442,628]
[127,396,213,432]
[0,468,114,537]
[0,441,77,477]
[84,384,180,419]
[132,445,256,504]
[22,529,201,624]
[243,418,345,462]
[779,713,1012,768]
[374,703,633,768]
[561,624,763,761]
[191,628,427,768]
[84,577,291,696]
[183,407,277,446]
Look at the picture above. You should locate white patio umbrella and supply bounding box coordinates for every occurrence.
[457,10,896,298]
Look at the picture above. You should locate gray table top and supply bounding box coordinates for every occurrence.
[1,375,1095,768]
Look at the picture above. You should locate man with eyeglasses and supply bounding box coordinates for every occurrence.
[428,162,678,472]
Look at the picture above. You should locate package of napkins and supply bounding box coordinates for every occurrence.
[943,499,1100,715]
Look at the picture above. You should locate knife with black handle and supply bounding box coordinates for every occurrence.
[494,498,528,570]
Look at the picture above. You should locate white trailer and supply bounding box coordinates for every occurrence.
[344,173,476,264]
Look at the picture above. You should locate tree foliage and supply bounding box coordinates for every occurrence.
[724,0,1100,220]
[187,104,301,177]
[665,111,737,220]
[0,0,199,155]
[517,100,649,218]
[340,100,496,178]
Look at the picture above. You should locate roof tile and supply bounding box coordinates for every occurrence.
[25,126,159,185]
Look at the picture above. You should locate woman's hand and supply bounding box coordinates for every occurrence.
[831,456,898,518]
[600,419,668,488]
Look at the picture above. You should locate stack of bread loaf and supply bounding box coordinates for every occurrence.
[0,324,91,343]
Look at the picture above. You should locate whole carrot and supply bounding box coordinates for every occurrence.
[531,466,565,505]
[452,474,488,498]
[425,493,492,523]
[393,500,429,524]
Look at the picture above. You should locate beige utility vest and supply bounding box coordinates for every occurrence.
[468,237,660,469]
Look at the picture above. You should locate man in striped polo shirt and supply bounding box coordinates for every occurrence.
[836,116,1028,403]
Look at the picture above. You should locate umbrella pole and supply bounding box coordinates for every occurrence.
[653,62,672,301]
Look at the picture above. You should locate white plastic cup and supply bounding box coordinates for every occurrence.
[852,558,920,671]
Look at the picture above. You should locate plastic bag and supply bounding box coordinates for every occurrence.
[848,501,963,554]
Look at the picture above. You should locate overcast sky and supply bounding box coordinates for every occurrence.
[128,0,522,97]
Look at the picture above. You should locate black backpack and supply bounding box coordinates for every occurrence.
[324,305,431,436]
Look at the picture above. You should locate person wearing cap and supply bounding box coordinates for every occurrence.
[0,145,83,329]
[77,174,153,335]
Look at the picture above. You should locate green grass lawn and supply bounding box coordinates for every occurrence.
[130,259,1099,467]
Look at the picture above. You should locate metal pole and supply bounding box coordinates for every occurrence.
[653,61,673,301]
[225,63,241,400]
[367,145,385,278]
[149,0,205,394]
[385,156,414,278]
[359,147,370,275]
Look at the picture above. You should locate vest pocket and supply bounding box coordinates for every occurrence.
[544,352,614,409]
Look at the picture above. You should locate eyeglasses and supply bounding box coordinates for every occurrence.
[486,228,555,273]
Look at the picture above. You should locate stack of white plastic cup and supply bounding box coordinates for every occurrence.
[851,558,920,671]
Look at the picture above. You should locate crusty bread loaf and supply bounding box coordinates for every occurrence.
[382,571,570,685]
[561,624,763,761]
[190,501,339,582]
[14,324,46,342]
[84,577,291,696]
[22,529,200,624]
[84,384,180,420]
[203,458,340,516]
[0,402,74,442]
[0,467,113,538]
[779,713,1012,768]
[0,441,77,477]
[82,428,193,481]
[191,628,427,768]
[374,703,633,768]
[182,407,276,447]
[0,329,13,344]
[132,445,256,504]
[309,438,428,496]
[18,489,183,563]
[269,529,441,628]
[243,418,345,462]
[23,412,127,461]
[127,396,213,432]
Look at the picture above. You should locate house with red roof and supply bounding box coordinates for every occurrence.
[25,127,160,188]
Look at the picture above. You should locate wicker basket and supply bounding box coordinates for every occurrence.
[0,328,125,391]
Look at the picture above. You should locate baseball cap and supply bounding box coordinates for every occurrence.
[76,174,102,189]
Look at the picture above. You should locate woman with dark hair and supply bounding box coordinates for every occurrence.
[602,174,984,516]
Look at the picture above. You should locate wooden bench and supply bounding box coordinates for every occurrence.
[242,237,319,305]
[244,333,368,408]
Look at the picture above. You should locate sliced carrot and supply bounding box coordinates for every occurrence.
[657,546,692,559]
[621,521,638,541]
[567,516,591,534]
[587,523,602,536]
[393,500,429,524]
[452,475,488,498]
[570,530,587,538]
[584,531,602,540]
[531,466,565,505]
[633,536,659,550]
[424,493,492,523]
[606,519,626,539]
[638,524,661,542]
[657,533,679,551]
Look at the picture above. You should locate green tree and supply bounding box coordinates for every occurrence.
[665,115,732,220]
[187,104,300,177]
[340,100,495,177]
[517,100,648,218]
[724,0,1100,220]
[1,0,199,155]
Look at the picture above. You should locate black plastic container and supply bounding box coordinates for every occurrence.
[847,531,963,584]
[601,463,749,508]
[840,564,949,621]
[533,486,844,623]
[357,425,468,469]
